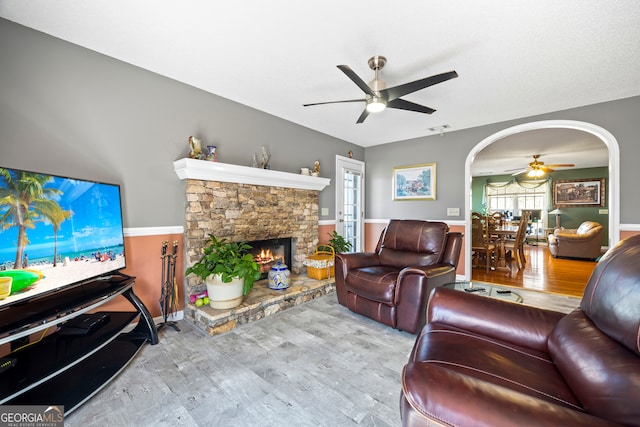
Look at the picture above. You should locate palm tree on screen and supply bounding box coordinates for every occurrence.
[0,169,70,269]
[49,208,72,267]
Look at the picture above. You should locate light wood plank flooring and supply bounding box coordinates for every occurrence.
[471,243,599,298]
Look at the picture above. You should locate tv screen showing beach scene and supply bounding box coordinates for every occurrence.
[0,167,126,308]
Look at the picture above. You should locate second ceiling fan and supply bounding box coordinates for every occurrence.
[303,55,458,124]
[508,154,575,177]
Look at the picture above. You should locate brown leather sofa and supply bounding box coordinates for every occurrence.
[400,234,640,427]
[548,220,604,260]
[334,220,463,334]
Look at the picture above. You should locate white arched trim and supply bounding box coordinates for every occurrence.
[464,120,620,280]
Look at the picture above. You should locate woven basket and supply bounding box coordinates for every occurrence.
[303,245,335,279]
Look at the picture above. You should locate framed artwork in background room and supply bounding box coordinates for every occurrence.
[553,178,605,208]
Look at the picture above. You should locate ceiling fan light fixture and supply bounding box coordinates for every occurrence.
[527,168,545,178]
[366,97,386,113]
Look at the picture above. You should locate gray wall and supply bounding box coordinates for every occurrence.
[0,19,363,227]
[365,96,640,225]
[2,18,639,229]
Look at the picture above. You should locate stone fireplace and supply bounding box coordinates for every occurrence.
[174,158,331,302]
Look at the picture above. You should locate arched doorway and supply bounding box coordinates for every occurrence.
[463,120,620,280]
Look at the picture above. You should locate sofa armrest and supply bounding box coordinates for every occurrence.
[334,252,381,306]
[395,264,456,303]
[392,265,456,334]
[398,264,454,281]
[335,252,380,271]
[554,228,577,236]
[426,287,566,352]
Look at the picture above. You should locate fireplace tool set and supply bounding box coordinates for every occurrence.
[158,240,180,331]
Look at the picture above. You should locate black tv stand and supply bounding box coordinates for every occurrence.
[0,274,158,414]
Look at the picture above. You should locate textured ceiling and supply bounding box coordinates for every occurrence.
[1,0,637,172]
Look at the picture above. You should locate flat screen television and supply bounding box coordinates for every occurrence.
[0,166,126,310]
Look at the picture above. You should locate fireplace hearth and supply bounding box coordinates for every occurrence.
[247,237,292,279]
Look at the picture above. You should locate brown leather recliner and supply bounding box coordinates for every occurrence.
[400,234,640,427]
[334,220,463,334]
[548,220,604,260]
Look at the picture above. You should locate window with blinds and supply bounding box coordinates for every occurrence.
[486,181,547,214]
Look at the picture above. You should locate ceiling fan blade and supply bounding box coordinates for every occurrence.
[380,70,458,102]
[337,65,377,97]
[387,98,436,114]
[356,109,370,124]
[303,98,366,107]
[545,164,575,168]
[511,169,529,176]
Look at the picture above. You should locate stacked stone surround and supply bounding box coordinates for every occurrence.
[184,179,320,298]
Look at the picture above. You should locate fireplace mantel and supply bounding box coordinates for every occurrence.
[174,158,330,191]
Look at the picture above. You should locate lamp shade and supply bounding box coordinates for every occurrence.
[549,208,565,215]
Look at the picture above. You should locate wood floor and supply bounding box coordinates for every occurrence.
[471,242,599,298]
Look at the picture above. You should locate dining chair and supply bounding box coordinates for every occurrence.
[488,211,505,244]
[504,210,530,270]
[471,212,496,272]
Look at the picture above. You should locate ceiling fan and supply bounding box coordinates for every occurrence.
[303,55,458,124]
[508,154,575,177]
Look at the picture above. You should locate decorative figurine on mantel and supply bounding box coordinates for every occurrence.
[260,145,271,169]
[188,136,203,159]
[313,160,320,177]
[206,145,218,162]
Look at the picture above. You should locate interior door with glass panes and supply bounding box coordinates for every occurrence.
[335,155,365,253]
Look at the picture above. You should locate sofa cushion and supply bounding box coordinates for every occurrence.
[345,266,399,304]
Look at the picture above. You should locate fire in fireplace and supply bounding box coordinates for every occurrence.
[246,238,292,278]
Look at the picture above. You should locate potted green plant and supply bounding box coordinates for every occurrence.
[327,231,353,254]
[185,235,261,309]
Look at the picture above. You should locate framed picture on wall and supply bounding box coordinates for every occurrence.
[553,178,605,207]
[392,163,436,201]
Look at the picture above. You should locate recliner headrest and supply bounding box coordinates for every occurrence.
[382,220,448,254]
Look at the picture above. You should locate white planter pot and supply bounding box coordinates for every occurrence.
[205,274,245,309]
